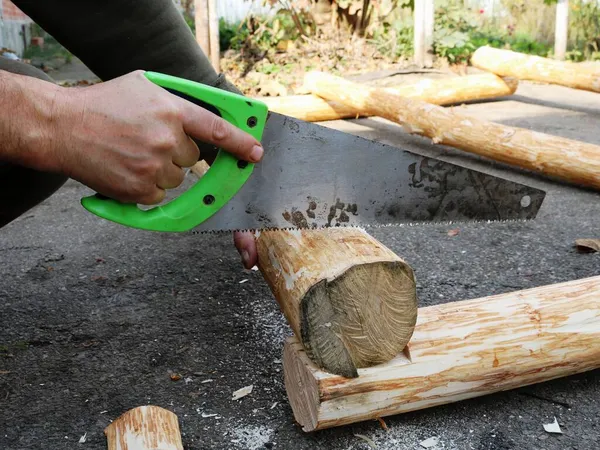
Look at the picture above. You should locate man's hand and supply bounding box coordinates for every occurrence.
[55,70,263,205]
[1,69,261,268]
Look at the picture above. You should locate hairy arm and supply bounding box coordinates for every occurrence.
[0,69,66,172]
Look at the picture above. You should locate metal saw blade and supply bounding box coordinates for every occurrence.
[193,112,545,233]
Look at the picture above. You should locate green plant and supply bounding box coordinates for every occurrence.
[568,0,600,60]
[367,11,414,58]
[432,0,479,63]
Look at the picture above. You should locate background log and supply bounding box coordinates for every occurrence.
[303,71,600,191]
[105,405,183,450]
[471,46,600,93]
[283,276,600,432]
[259,73,518,122]
[256,227,417,378]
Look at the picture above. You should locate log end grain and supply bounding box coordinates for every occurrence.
[301,260,417,378]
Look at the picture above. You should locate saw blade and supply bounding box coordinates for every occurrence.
[192,113,545,233]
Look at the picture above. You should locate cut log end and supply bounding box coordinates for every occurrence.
[257,228,417,378]
[301,261,417,378]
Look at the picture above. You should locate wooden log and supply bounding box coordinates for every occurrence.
[471,46,600,93]
[105,405,183,450]
[303,71,600,190]
[259,73,518,122]
[256,227,418,378]
[284,276,600,432]
[187,162,419,378]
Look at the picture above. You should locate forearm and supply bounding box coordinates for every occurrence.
[13,0,241,93]
[0,70,69,172]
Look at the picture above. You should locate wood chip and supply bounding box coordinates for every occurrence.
[376,417,388,430]
[232,385,253,400]
[447,229,460,237]
[354,434,377,449]
[543,417,563,434]
[0,370,10,375]
[575,239,600,253]
[78,432,87,443]
[420,437,440,448]
[170,373,182,382]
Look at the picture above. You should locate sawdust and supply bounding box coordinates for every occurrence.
[229,425,274,450]
[246,291,292,349]
[348,423,461,450]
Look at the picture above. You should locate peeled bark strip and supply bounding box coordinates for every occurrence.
[284,275,600,432]
[259,73,518,122]
[105,405,183,450]
[471,46,600,93]
[304,71,600,191]
[256,227,417,378]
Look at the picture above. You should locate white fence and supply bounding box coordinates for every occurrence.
[216,0,273,23]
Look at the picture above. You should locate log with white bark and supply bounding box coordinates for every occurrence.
[105,405,183,450]
[284,275,600,432]
[259,73,518,122]
[471,46,600,93]
[255,227,418,378]
[303,71,600,191]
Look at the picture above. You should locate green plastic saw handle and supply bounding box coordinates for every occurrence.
[80,71,269,232]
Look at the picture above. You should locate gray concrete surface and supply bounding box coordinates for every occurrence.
[0,76,599,450]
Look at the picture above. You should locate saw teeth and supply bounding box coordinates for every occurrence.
[189,218,534,235]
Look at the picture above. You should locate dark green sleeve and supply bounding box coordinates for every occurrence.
[12,0,241,94]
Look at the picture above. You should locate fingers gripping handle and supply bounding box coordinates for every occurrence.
[80,71,269,232]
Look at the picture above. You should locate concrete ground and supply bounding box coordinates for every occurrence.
[0,64,599,450]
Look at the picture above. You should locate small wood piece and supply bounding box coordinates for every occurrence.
[260,74,518,122]
[304,71,600,190]
[471,46,600,92]
[105,405,183,450]
[256,227,417,378]
[284,275,600,432]
[575,238,600,253]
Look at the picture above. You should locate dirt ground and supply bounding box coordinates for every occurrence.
[0,61,599,450]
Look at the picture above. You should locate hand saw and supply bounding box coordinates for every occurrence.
[80,72,545,232]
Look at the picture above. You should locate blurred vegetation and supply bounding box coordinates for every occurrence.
[22,25,73,64]
[217,0,600,66]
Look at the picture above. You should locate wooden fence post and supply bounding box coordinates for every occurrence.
[555,0,569,60]
[194,0,220,71]
[414,0,434,67]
